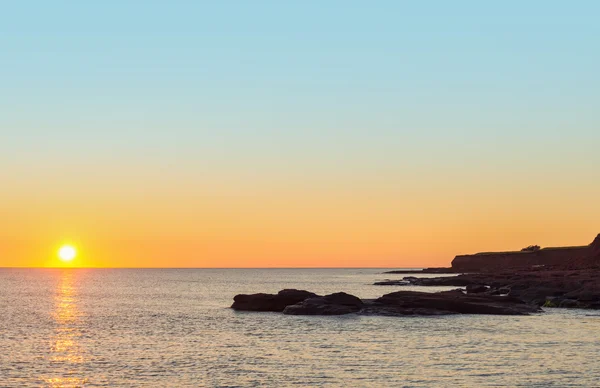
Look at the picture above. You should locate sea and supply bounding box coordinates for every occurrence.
[1,268,599,387]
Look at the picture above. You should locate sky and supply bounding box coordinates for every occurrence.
[1,1,599,268]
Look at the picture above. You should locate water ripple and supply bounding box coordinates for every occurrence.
[1,268,599,386]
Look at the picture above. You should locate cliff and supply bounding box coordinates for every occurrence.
[592,234,600,256]
[451,234,600,272]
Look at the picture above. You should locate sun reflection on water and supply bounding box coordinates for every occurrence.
[46,270,88,387]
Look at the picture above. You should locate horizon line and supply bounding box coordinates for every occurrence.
[0,266,424,270]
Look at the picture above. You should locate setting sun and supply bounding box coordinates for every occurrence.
[58,245,77,262]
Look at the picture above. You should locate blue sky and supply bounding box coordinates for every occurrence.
[3,1,598,182]
[3,2,598,140]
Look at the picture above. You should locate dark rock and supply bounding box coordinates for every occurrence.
[509,286,566,306]
[361,304,457,316]
[563,284,600,302]
[322,292,364,307]
[234,289,541,316]
[278,289,317,300]
[373,279,410,286]
[487,287,510,296]
[283,292,363,315]
[466,284,488,294]
[231,289,317,312]
[367,290,540,316]
[378,233,600,310]
[400,266,600,309]
[384,267,456,274]
[559,299,581,308]
[591,234,600,256]
[403,276,478,287]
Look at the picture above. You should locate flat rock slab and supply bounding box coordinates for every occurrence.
[367,290,540,316]
[384,267,456,274]
[402,276,478,287]
[373,280,411,286]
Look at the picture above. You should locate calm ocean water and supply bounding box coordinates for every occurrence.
[1,268,599,387]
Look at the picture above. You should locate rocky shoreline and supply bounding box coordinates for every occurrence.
[232,234,600,316]
[372,234,600,310]
[232,289,540,316]
[376,267,600,309]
